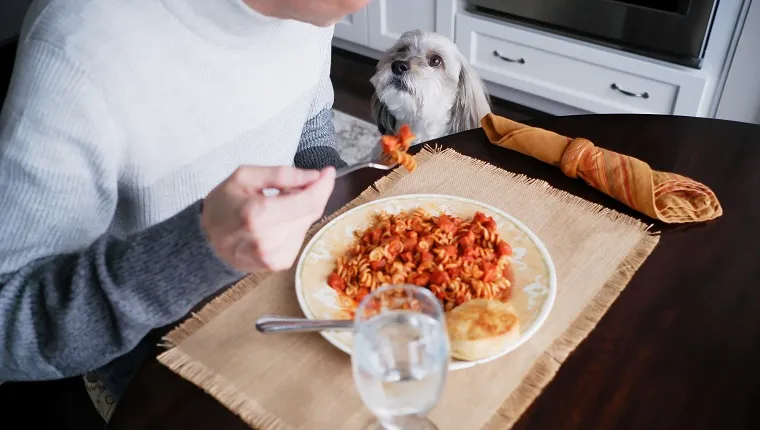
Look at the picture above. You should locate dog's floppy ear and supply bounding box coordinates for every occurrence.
[448,59,492,133]
[371,92,397,135]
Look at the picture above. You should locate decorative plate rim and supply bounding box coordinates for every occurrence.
[294,194,557,371]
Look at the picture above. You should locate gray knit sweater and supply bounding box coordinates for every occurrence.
[0,0,345,381]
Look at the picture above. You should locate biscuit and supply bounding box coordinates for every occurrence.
[446,299,520,361]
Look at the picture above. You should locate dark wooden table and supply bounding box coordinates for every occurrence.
[110,114,760,430]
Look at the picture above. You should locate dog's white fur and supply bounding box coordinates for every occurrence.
[370,30,491,147]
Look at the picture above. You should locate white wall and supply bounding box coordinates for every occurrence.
[716,0,760,124]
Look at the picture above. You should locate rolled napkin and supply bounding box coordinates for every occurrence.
[480,113,723,223]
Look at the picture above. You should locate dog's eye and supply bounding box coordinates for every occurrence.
[428,55,443,67]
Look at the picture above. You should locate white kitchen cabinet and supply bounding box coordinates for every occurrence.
[716,0,760,124]
[367,0,456,51]
[456,13,707,116]
[333,9,369,46]
[333,0,457,51]
[331,0,743,119]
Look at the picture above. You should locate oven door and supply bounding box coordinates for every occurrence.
[466,0,718,68]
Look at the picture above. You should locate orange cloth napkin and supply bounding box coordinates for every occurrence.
[481,113,723,223]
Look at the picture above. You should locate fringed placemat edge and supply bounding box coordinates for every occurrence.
[157,348,292,430]
[483,230,660,429]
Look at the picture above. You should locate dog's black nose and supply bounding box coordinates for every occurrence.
[391,60,410,76]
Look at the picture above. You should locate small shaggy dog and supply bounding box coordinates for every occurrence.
[370,30,491,148]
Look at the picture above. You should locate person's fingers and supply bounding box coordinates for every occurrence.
[276,167,335,222]
[227,166,335,272]
[309,167,336,213]
[297,166,336,206]
[228,165,322,192]
[258,226,310,271]
[241,193,311,229]
[236,212,311,271]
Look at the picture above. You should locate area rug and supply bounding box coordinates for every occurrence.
[333,110,379,164]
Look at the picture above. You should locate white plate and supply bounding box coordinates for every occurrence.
[295,194,557,370]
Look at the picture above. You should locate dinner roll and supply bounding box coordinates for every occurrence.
[445,299,521,361]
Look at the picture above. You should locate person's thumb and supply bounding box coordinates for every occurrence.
[229,165,321,192]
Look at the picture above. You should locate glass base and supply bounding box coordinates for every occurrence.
[366,415,438,430]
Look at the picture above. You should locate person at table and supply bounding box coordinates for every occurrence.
[0,0,370,402]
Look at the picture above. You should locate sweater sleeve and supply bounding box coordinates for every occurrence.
[293,60,347,170]
[0,39,243,381]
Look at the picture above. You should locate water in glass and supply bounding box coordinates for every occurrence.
[352,285,449,430]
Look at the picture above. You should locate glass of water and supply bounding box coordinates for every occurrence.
[352,284,450,430]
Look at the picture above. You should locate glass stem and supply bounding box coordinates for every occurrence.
[379,413,430,430]
[379,415,406,430]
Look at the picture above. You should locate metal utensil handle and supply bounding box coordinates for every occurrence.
[255,316,354,333]
[336,162,370,178]
[610,83,649,99]
[336,162,393,178]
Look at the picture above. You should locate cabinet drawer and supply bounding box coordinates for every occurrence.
[475,33,677,114]
[456,14,707,116]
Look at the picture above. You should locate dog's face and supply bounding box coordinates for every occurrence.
[371,31,461,127]
[370,30,490,139]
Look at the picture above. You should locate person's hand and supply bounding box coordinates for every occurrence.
[201,165,335,273]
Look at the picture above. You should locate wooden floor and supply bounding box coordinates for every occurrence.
[330,47,546,124]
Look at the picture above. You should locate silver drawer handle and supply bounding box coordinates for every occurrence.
[610,83,649,99]
[493,50,525,64]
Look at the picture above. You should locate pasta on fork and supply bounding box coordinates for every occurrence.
[380,124,417,173]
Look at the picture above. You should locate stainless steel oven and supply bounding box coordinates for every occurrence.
[466,0,719,68]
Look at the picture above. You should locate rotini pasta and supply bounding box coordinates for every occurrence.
[380,124,417,173]
[326,208,514,312]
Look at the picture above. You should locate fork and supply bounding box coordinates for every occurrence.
[336,161,398,178]
[263,158,396,196]
[255,316,354,334]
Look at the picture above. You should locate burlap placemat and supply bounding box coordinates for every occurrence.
[158,147,659,430]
